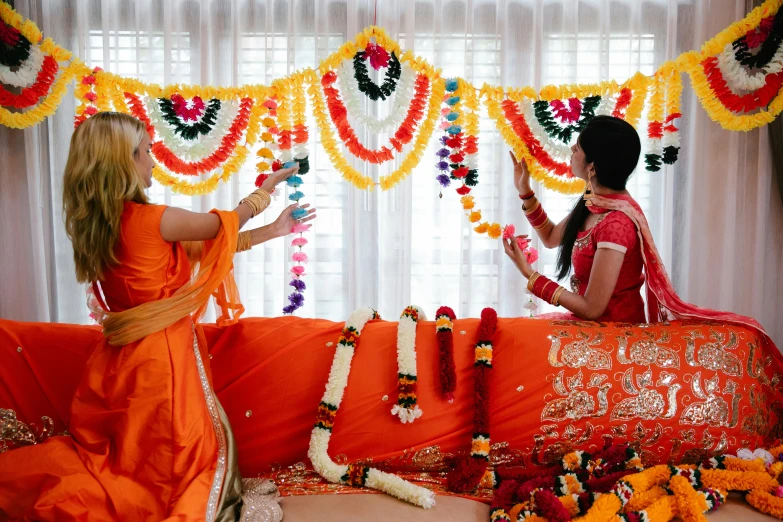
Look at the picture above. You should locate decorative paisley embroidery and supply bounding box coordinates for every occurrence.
[541,370,611,422]
[616,330,680,369]
[610,368,680,421]
[679,372,741,428]
[683,329,743,377]
[548,331,613,370]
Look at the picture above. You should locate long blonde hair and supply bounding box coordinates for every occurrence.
[63,112,149,283]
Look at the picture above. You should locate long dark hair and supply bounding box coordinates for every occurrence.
[554,115,641,281]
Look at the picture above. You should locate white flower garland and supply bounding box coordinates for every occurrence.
[717,41,783,92]
[391,306,426,424]
[308,306,436,509]
[0,44,44,88]
[144,94,240,162]
[337,59,416,136]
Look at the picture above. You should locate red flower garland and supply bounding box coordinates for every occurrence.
[435,306,457,401]
[611,88,633,118]
[128,93,254,176]
[125,92,155,138]
[501,98,572,177]
[321,70,430,164]
[447,307,498,493]
[702,56,783,113]
[0,55,58,109]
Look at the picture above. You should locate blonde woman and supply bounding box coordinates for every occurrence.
[0,112,314,521]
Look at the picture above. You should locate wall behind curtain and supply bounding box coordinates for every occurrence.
[1,0,781,347]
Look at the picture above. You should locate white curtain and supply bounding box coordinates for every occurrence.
[1,0,781,347]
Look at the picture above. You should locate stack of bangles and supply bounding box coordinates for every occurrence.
[240,188,272,217]
[527,271,566,306]
[523,200,551,231]
[236,230,252,252]
[235,189,271,253]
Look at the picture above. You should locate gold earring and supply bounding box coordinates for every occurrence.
[583,174,594,204]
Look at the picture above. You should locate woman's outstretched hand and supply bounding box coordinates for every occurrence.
[272,203,316,237]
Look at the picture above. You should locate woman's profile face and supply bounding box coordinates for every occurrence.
[134,133,154,188]
[570,137,589,180]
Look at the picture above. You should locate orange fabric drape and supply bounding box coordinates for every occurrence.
[100,209,243,345]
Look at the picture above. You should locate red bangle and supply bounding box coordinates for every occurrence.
[518,191,535,200]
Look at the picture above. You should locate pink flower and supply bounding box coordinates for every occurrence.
[440,120,451,130]
[776,486,783,498]
[291,223,312,234]
[292,252,308,263]
[291,265,305,276]
[523,246,539,264]
[83,106,98,116]
[364,44,390,70]
[81,75,96,85]
[291,237,308,247]
[263,99,278,109]
[84,92,97,102]
[502,224,515,240]
[441,107,451,116]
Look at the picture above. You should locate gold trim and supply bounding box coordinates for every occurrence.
[192,323,228,522]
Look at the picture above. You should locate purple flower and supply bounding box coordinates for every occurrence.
[436,148,450,158]
[436,174,451,188]
[288,292,305,308]
[282,304,297,314]
[437,161,449,170]
[440,135,449,145]
[289,279,306,292]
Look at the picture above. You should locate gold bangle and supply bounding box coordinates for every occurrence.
[552,286,566,306]
[240,189,271,217]
[523,200,540,215]
[534,219,553,231]
[527,271,541,292]
[236,230,252,252]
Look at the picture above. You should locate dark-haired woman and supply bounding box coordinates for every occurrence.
[503,115,774,335]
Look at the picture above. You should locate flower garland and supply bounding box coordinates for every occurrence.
[484,73,649,195]
[158,95,220,140]
[676,0,783,131]
[435,78,480,196]
[282,73,312,314]
[352,47,401,101]
[144,94,240,162]
[447,307,498,493]
[307,52,444,191]
[0,52,58,110]
[320,68,429,164]
[308,307,436,508]
[337,58,416,135]
[435,306,457,401]
[391,306,426,423]
[74,66,102,128]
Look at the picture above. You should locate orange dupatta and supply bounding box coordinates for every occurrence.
[98,209,244,346]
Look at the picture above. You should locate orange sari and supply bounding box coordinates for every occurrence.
[0,202,243,521]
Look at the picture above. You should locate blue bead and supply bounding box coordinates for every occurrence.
[447,125,462,135]
[283,161,297,169]
[292,207,308,220]
[289,191,305,201]
[286,175,303,186]
[446,96,460,106]
[445,79,459,92]
[446,112,459,121]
